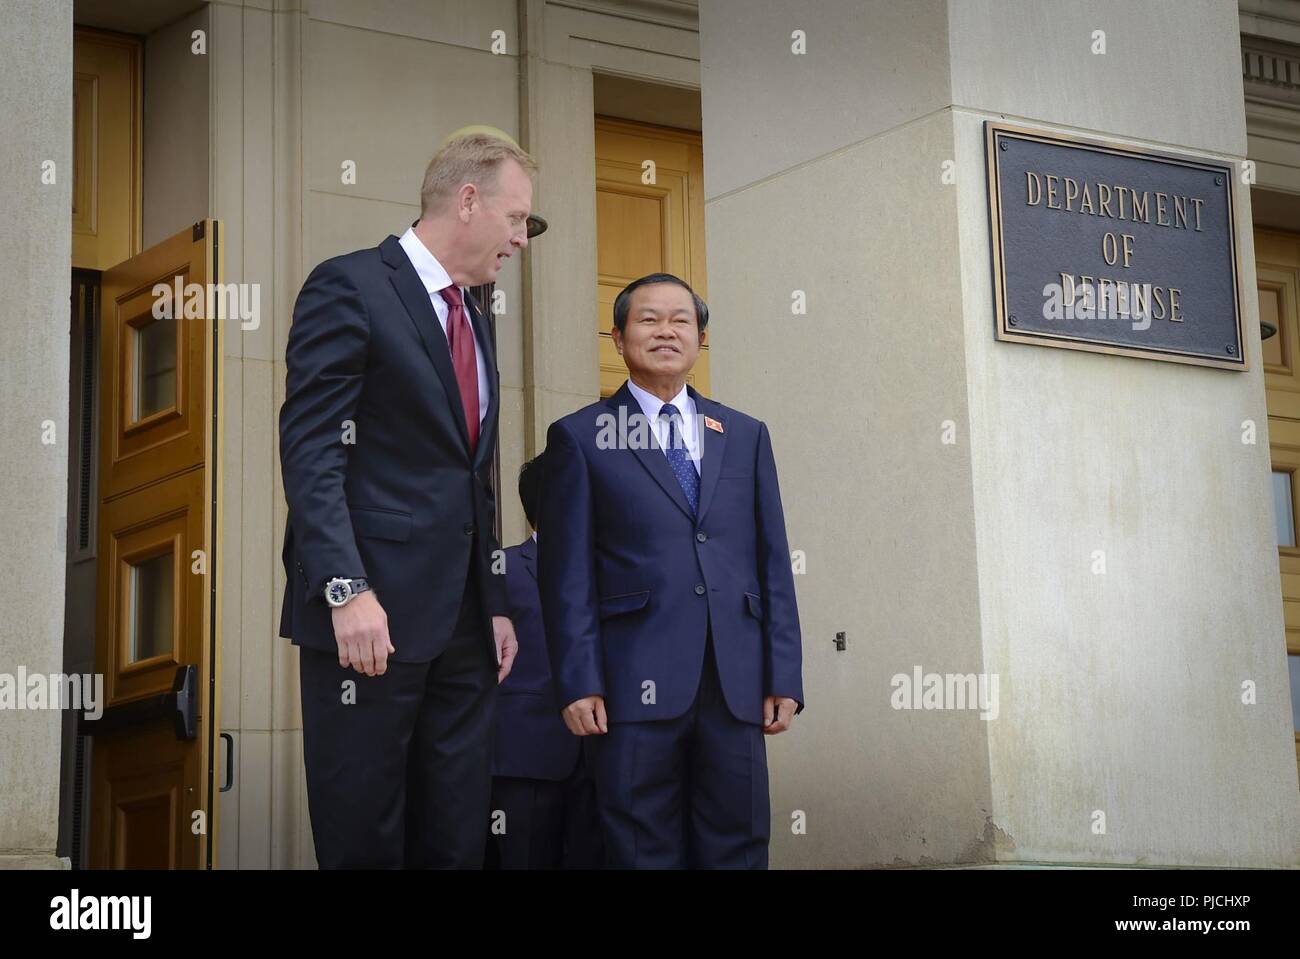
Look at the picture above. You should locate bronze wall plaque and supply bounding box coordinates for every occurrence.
[985,122,1245,370]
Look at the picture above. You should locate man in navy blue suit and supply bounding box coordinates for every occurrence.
[539,273,804,869]
[485,454,603,869]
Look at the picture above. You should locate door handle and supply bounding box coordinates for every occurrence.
[171,664,198,740]
[219,732,235,793]
[80,664,198,740]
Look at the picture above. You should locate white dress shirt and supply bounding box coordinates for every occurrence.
[626,377,702,475]
[398,227,490,426]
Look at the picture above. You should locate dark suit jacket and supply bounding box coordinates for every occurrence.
[538,381,804,725]
[491,538,581,781]
[278,235,506,662]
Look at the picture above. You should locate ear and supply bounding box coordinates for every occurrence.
[698,327,707,349]
[611,325,624,355]
[456,182,477,223]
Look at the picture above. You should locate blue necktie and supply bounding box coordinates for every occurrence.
[659,403,699,515]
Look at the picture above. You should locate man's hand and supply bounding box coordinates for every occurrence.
[493,615,518,684]
[763,696,798,735]
[331,591,394,677]
[561,695,607,736]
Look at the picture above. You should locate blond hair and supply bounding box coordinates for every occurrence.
[419,133,537,217]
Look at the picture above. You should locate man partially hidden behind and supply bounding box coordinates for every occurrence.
[278,134,531,868]
[485,453,604,869]
[539,273,804,868]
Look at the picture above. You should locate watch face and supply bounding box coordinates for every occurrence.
[326,581,351,606]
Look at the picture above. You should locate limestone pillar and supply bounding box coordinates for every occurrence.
[701,0,1300,867]
[0,0,73,870]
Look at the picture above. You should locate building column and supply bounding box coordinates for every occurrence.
[518,0,602,463]
[701,0,1300,867]
[0,0,73,870]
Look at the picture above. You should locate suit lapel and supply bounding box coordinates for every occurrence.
[690,386,727,522]
[608,382,695,522]
[381,236,473,457]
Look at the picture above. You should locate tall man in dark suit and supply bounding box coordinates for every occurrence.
[278,133,531,868]
[539,273,804,869]
[485,454,603,869]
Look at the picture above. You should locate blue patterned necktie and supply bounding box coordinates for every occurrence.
[659,403,699,515]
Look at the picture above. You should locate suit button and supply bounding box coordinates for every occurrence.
[696,531,707,543]
[694,584,706,595]
[463,523,475,535]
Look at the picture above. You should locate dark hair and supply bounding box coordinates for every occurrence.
[518,452,545,529]
[612,273,709,335]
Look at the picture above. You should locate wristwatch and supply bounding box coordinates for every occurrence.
[324,577,372,608]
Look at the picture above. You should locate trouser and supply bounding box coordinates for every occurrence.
[586,631,770,869]
[299,576,497,869]
[484,746,604,869]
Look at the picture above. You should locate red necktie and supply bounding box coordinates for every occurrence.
[438,285,480,453]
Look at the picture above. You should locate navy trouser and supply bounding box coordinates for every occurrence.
[484,747,604,870]
[586,632,770,869]
[299,577,497,869]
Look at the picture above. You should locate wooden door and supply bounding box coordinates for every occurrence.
[595,117,709,397]
[89,221,224,867]
[1256,227,1300,787]
[72,28,141,271]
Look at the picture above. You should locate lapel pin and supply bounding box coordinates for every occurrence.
[704,416,724,433]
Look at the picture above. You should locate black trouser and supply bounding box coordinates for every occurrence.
[299,575,497,869]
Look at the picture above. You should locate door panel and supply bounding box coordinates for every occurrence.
[101,469,205,705]
[90,220,223,868]
[72,29,142,271]
[93,724,195,870]
[595,117,709,398]
[1256,227,1300,789]
[99,236,209,500]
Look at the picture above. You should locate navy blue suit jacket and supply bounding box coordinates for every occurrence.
[278,235,506,662]
[491,538,581,780]
[538,381,804,725]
